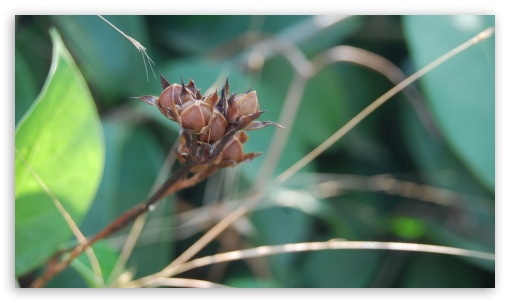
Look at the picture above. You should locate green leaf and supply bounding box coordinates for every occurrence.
[402,15,495,192]
[400,253,487,287]
[15,47,38,124]
[426,222,495,272]
[15,28,104,276]
[390,217,427,240]
[294,65,350,148]
[300,249,383,287]
[250,206,313,286]
[225,276,284,288]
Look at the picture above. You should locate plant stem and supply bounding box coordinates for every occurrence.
[29,160,197,288]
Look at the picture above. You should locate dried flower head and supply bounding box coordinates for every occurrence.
[137,74,282,169]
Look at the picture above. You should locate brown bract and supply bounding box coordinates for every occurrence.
[137,74,283,169]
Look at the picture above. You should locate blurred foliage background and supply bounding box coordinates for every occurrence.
[15,15,495,288]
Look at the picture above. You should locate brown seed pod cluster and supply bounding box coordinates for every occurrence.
[138,74,282,168]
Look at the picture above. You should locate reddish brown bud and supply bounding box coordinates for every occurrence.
[159,84,183,107]
[221,132,246,163]
[236,91,259,117]
[203,91,219,108]
[180,87,194,104]
[186,79,198,96]
[180,100,213,132]
[199,110,228,143]
[226,91,260,122]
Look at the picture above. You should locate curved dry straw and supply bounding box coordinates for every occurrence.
[128,239,494,287]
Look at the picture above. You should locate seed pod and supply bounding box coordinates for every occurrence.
[180,79,195,104]
[203,91,220,108]
[227,91,260,122]
[199,110,228,143]
[236,91,259,117]
[220,131,249,164]
[226,93,239,122]
[185,79,198,96]
[179,100,213,132]
[159,84,183,108]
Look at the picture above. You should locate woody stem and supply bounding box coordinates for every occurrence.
[29,158,199,288]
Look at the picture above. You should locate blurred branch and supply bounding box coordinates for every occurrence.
[141,277,230,288]
[312,45,440,138]
[127,239,494,287]
[290,172,494,214]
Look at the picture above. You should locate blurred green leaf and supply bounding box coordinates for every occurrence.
[78,120,129,234]
[300,249,382,287]
[400,253,486,287]
[50,15,152,103]
[399,98,488,194]
[15,16,53,91]
[403,15,495,192]
[426,222,494,272]
[251,206,313,286]
[46,266,88,288]
[15,47,38,124]
[399,97,494,271]
[15,29,104,276]
[160,58,237,91]
[390,217,426,240]
[273,15,365,56]
[158,16,252,56]
[225,276,284,288]
[315,62,406,175]
[294,66,350,148]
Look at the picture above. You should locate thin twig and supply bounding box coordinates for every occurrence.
[282,172,494,214]
[143,277,230,288]
[128,239,494,287]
